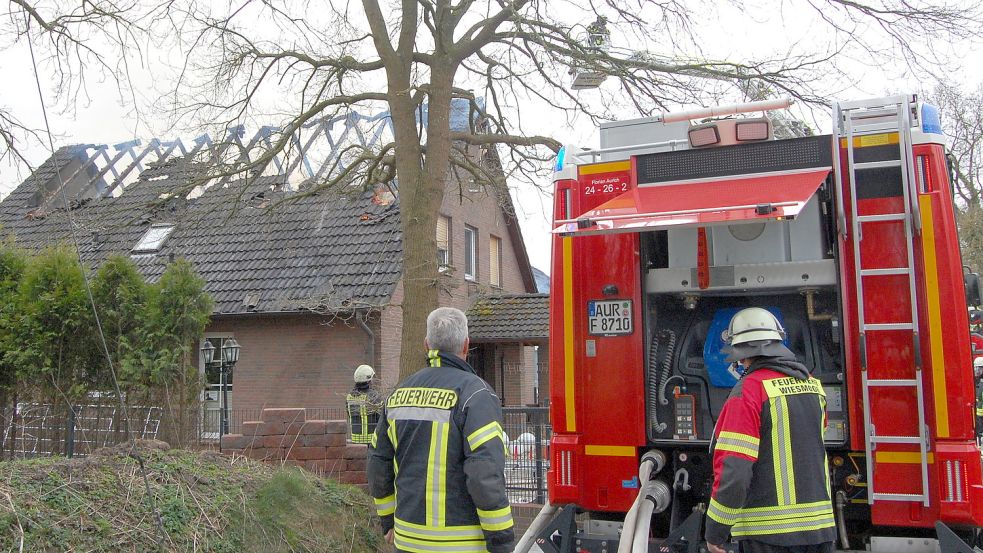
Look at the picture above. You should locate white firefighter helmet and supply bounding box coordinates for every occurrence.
[723,307,786,346]
[974,356,983,377]
[354,364,375,383]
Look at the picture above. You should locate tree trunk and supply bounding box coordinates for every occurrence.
[392,70,456,381]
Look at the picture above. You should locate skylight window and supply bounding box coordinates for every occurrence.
[132,224,175,254]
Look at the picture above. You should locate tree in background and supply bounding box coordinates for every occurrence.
[0,247,212,451]
[0,238,27,454]
[5,245,99,403]
[930,83,983,271]
[121,259,213,446]
[90,255,151,388]
[161,0,981,379]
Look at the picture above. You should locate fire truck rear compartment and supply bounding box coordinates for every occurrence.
[641,289,846,444]
[638,222,848,447]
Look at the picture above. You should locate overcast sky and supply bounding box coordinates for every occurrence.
[2,2,981,276]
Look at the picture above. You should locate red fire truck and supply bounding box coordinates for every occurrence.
[527,95,983,553]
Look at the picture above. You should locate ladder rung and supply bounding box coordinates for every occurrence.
[838,95,913,112]
[871,435,922,444]
[872,492,927,502]
[866,379,919,387]
[860,268,910,276]
[848,122,900,135]
[857,213,906,223]
[863,323,914,331]
[847,106,899,117]
[854,160,902,170]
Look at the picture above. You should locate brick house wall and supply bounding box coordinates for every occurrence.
[205,312,380,412]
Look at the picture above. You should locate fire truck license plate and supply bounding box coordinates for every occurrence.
[587,300,633,336]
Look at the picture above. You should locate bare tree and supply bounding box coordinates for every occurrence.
[1,0,146,174]
[931,82,983,208]
[156,0,980,380]
[928,82,983,270]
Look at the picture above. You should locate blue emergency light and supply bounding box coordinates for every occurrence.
[920,102,943,135]
[554,146,567,172]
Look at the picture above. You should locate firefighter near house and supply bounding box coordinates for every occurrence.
[516,96,983,553]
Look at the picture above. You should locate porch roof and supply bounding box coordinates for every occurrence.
[467,293,549,343]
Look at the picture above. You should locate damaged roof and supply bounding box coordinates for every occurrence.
[0,149,403,314]
[467,293,549,342]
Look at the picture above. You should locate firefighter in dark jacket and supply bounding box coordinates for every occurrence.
[706,307,836,553]
[367,307,514,553]
[347,364,382,444]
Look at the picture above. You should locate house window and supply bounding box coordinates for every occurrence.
[490,235,502,287]
[464,225,477,281]
[132,224,175,254]
[437,215,451,267]
[200,336,235,438]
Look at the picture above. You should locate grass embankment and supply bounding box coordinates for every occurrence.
[0,442,384,552]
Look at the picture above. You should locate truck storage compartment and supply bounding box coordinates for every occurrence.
[640,227,846,447]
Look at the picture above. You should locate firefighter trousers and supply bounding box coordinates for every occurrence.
[739,540,835,553]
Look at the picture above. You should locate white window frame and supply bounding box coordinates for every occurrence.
[464,225,477,281]
[132,224,175,254]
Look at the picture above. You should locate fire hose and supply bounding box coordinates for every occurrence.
[617,450,668,553]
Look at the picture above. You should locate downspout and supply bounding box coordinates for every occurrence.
[499,352,506,405]
[356,312,375,367]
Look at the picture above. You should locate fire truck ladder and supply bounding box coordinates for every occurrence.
[834,95,930,506]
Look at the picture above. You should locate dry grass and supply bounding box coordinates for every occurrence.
[0,442,384,552]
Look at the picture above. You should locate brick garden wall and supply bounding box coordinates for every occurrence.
[220,408,367,486]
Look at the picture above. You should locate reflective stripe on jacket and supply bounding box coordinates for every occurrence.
[367,350,514,553]
[705,360,836,547]
[347,387,381,444]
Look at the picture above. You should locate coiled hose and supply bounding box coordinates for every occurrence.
[647,330,676,435]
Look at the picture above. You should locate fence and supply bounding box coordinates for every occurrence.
[1,403,162,459]
[2,402,552,504]
[502,406,551,504]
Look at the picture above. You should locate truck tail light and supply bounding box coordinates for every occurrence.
[936,442,983,524]
[549,437,581,504]
[942,459,967,503]
[557,450,575,487]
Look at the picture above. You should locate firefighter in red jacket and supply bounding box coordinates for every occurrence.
[705,307,836,553]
